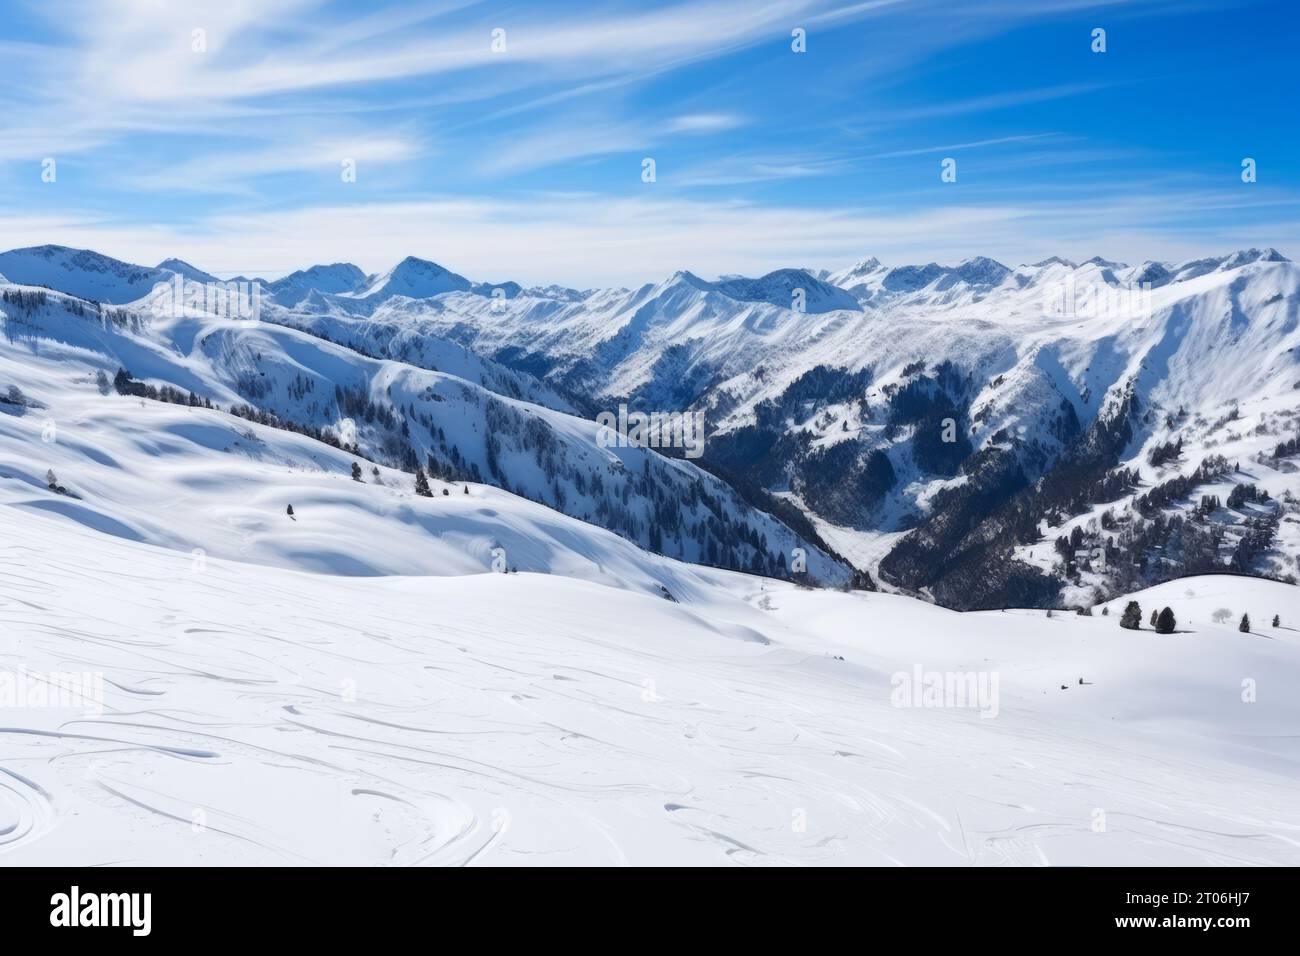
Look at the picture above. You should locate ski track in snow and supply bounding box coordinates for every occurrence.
[2,507,1299,866]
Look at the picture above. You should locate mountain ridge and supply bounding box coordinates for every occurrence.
[5,242,1296,608]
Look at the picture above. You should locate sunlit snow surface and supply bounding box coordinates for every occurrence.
[3,501,1298,866]
[2,249,1299,865]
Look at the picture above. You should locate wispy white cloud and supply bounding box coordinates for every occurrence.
[0,0,833,189]
[868,133,1061,159]
[21,0,822,115]
[672,150,854,186]
[482,113,741,175]
[479,118,649,175]
[665,113,747,133]
[873,82,1112,122]
[122,135,426,194]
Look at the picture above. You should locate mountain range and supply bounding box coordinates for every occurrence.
[2,242,1297,610]
[4,241,1300,865]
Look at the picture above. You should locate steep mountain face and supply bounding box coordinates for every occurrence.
[6,243,1297,608]
[712,268,862,313]
[266,262,369,306]
[0,275,851,588]
[343,269,870,411]
[265,303,579,413]
[250,246,1299,608]
[828,255,1011,304]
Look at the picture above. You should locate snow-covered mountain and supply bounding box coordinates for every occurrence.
[265,262,369,307]
[0,246,175,304]
[156,258,220,284]
[712,268,861,313]
[5,243,1299,610]
[358,256,469,300]
[0,268,850,587]
[3,244,1299,866]
[350,256,524,306]
[192,244,1298,609]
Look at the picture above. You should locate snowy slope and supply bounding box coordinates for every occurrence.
[0,335,765,598]
[6,243,1297,607]
[260,303,579,414]
[2,502,1298,865]
[3,249,1300,865]
[0,413,749,617]
[0,280,849,585]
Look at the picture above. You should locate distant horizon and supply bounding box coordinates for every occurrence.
[0,240,1292,290]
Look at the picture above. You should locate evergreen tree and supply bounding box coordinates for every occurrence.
[351,462,363,482]
[1239,613,1251,633]
[414,467,432,497]
[1273,615,1280,627]
[286,504,295,518]
[1155,607,1176,634]
[1119,601,1142,630]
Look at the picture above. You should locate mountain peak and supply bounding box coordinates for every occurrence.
[881,262,946,292]
[360,256,473,300]
[158,258,219,284]
[954,256,1011,286]
[1132,260,1174,288]
[300,261,365,277]
[1221,247,1290,268]
[1030,256,1078,269]
[274,262,366,287]
[845,256,884,276]
[393,255,454,273]
[712,268,861,313]
[656,270,717,295]
[266,262,368,306]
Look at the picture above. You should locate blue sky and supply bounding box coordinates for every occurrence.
[0,0,1295,284]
